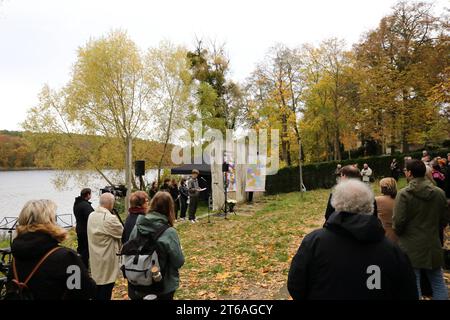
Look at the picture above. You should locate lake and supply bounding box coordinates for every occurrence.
[0,169,159,224]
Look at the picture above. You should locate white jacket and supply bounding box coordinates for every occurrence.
[87,206,123,285]
[361,168,373,182]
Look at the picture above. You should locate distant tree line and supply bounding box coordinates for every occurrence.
[0,130,173,171]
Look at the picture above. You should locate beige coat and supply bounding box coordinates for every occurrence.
[375,195,398,243]
[87,206,123,285]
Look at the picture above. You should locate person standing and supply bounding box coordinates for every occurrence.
[127,191,185,300]
[375,178,398,243]
[179,178,189,221]
[188,169,200,223]
[148,181,158,199]
[431,161,446,191]
[393,159,450,300]
[390,159,401,181]
[87,193,124,300]
[324,165,375,222]
[6,200,96,300]
[288,180,417,300]
[122,191,149,244]
[160,179,171,192]
[421,150,431,165]
[73,188,94,269]
[334,164,342,184]
[444,157,450,198]
[169,178,180,220]
[361,163,373,184]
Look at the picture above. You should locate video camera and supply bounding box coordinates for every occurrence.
[100,185,128,198]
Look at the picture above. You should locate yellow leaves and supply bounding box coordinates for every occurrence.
[207,293,217,300]
[215,272,231,280]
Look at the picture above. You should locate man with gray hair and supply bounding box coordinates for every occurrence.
[87,192,124,300]
[324,165,378,222]
[288,180,417,300]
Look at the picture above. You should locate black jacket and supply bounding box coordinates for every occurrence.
[179,184,189,199]
[169,185,180,202]
[8,231,96,300]
[288,212,418,300]
[160,183,170,192]
[73,197,94,235]
[122,209,146,244]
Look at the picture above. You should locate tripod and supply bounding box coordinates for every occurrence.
[207,191,212,223]
[223,170,228,219]
[215,170,237,219]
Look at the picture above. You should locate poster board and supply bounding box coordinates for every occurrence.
[245,162,266,192]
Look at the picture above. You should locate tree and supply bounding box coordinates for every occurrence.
[298,40,357,162]
[245,44,306,192]
[145,41,194,183]
[354,1,447,151]
[187,40,244,134]
[24,31,155,211]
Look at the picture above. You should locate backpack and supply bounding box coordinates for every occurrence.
[3,247,62,300]
[119,224,169,288]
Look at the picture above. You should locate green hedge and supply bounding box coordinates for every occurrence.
[266,149,450,195]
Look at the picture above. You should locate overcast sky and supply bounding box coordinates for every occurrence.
[0,0,446,130]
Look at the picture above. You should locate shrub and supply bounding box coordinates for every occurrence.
[265,148,450,195]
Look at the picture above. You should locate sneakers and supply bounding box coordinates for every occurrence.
[190,220,196,224]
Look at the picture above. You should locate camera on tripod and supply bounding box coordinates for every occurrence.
[100,185,128,198]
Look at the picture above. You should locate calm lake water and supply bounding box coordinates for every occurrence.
[0,169,159,223]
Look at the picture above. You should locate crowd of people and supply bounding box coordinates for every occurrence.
[3,152,450,300]
[3,169,206,300]
[334,162,374,185]
[333,152,450,198]
[289,154,450,300]
[148,169,202,223]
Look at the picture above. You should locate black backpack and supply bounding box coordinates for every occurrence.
[3,247,61,300]
[119,225,169,290]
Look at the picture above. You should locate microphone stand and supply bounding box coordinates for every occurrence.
[200,176,211,223]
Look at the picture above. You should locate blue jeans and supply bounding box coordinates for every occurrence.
[414,268,448,300]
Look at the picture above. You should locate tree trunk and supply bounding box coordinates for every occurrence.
[401,90,410,153]
[296,133,304,197]
[157,168,162,186]
[281,115,289,164]
[124,135,133,213]
[287,140,292,166]
[401,131,410,153]
[334,128,342,161]
[292,122,304,197]
[157,100,176,187]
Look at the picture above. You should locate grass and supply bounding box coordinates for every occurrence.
[171,189,331,300]
[0,239,9,249]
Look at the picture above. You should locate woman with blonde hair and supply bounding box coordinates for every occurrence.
[375,178,399,243]
[5,199,96,300]
[127,191,184,300]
